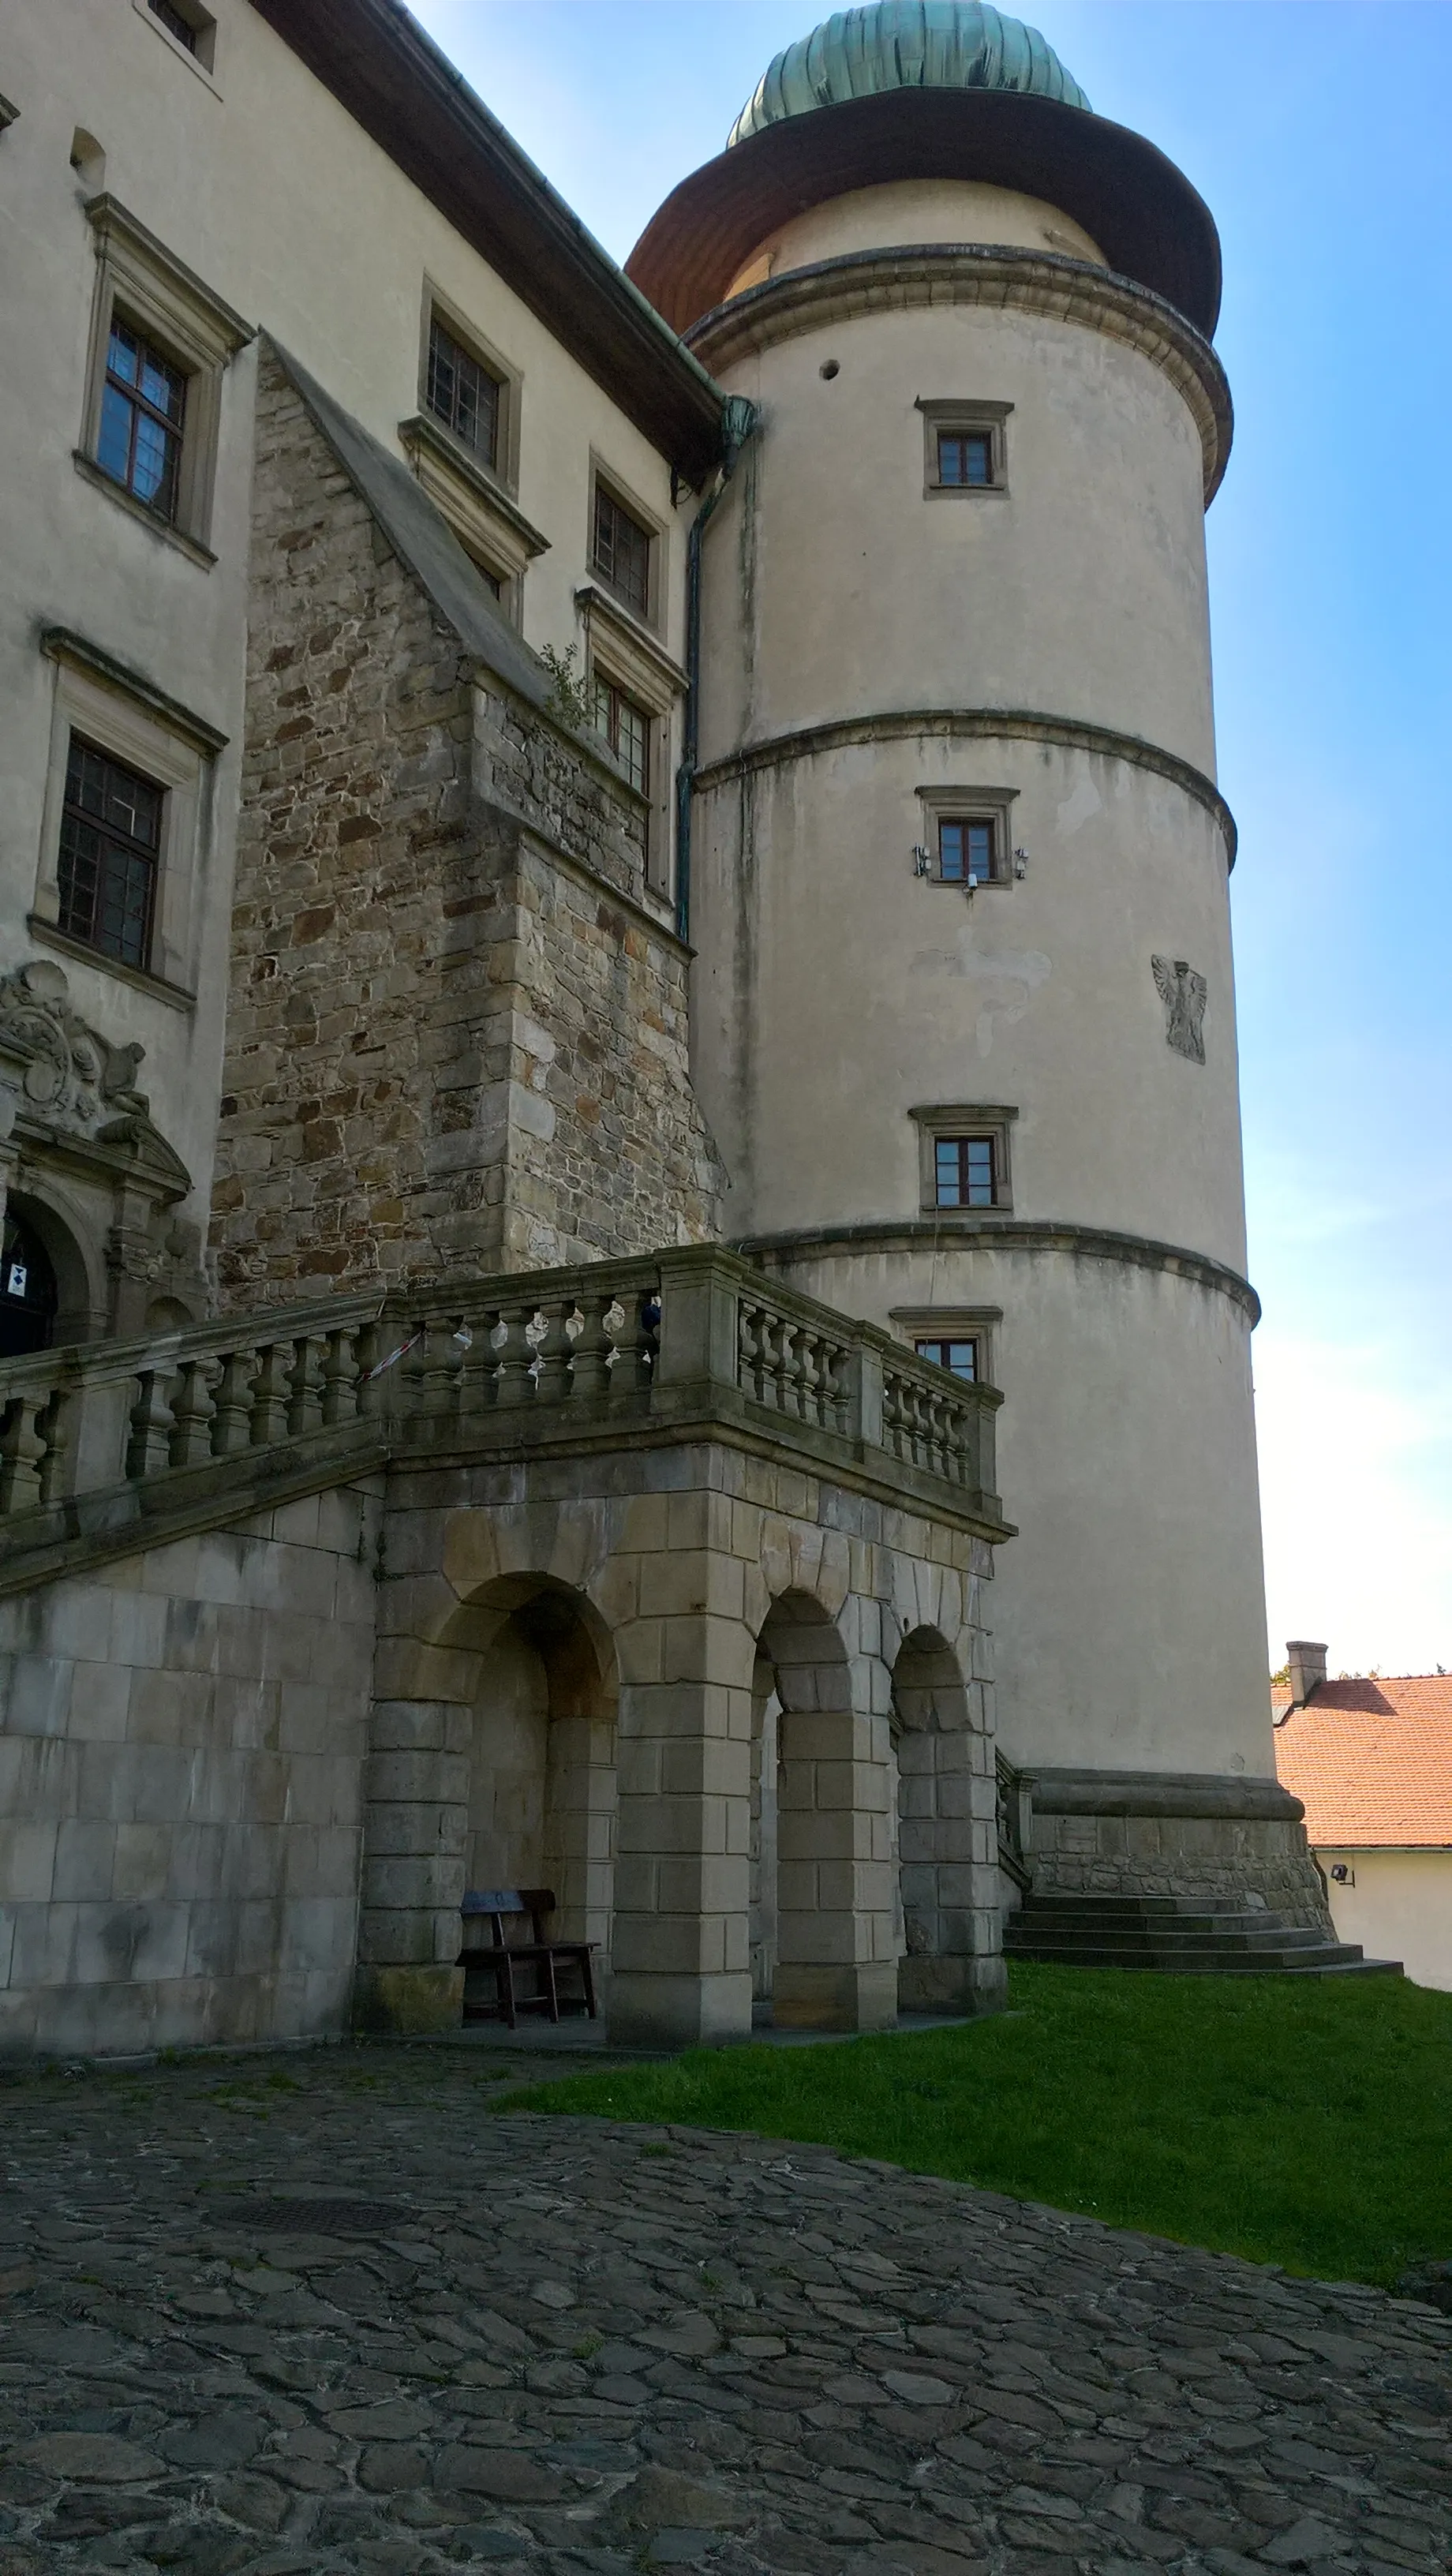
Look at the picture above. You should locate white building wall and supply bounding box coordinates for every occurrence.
[1319,1849,1452,1991]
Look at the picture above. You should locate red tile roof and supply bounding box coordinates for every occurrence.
[1274,1675,1452,1848]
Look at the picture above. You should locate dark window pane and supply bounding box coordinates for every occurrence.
[938,429,994,487]
[58,736,160,972]
[425,316,500,469]
[149,0,199,50]
[593,676,650,796]
[593,484,651,618]
[915,1338,978,1383]
[967,820,994,881]
[98,320,185,521]
[934,1134,997,1210]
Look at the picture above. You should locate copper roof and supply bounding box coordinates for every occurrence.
[1273,1675,1452,1848]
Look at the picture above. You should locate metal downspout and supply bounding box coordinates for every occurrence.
[676,395,757,944]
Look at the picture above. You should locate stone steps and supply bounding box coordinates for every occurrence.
[1003,1894,1402,1976]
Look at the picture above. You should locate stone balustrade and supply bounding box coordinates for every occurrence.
[0,1247,1003,1590]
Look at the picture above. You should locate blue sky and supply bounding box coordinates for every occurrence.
[411,1,1452,1677]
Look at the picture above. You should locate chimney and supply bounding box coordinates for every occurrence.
[1286,1640,1327,1709]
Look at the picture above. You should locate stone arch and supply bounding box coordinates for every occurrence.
[357,1561,618,2034]
[890,1621,1001,2015]
[1,1182,100,1349]
[758,1586,896,2032]
[455,1574,617,1964]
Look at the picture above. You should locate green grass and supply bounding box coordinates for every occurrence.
[496,1964,1452,2288]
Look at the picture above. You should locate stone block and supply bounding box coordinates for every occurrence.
[50,1818,118,1905]
[111,1822,174,1904]
[36,1585,112,1664]
[606,1968,750,2050]
[773,1960,897,2031]
[5,1657,73,1736]
[351,1962,463,2034]
[62,1660,132,1743]
[0,1822,59,1904]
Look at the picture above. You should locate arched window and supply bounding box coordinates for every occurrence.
[0,1208,60,1357]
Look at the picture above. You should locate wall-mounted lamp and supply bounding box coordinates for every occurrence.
[911,846,932,878]
[1013,848,1029,880]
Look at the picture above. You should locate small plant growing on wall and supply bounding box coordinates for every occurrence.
[538,642,596,736]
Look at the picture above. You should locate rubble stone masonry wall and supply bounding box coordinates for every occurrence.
[211,351,718,1301]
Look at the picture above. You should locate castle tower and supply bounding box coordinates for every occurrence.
[631,2,1323,1915]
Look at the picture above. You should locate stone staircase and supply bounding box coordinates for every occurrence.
[1003,1893,1402,1976]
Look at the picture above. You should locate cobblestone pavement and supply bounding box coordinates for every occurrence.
[0,2044,1448,2576]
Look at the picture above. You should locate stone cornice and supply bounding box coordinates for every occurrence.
[687,245,1232,504]
[695,705,1237,868]
[738,1216,1260,1324]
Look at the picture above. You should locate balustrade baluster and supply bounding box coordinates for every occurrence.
[320,1326,361,1426]
[568,1294,615,1399]
[126,1370,175,1479]
[533,1300,575,1405]
[825,1341,851,1433]
[354,1321,391,1421]
[0,1391,49,1514]
[493,1305,537,1406]
[286,1335,326,1436]
[249,1344,291,1446]
[420,1314,464,1421]
[210,1346,256,1453]
[170,1359,216,1467]
[619,1286,658,1394]
[36,1387,69,1507]
[457,1309,500,1411]
[798,1331,822,1425]
[737,1301,760,1401]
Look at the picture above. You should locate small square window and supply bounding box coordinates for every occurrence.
[96,315,187,521]
[915,1336,979,1383]
[593,481,653,620]
[938,815,997,885]
[425,313,502,472]
[57,733,163,971]
[912,1103,1016,1215]
[593,674,650,796]
[919,399,1011,496]
[937,429,993,488]
[934,1136,997,1210]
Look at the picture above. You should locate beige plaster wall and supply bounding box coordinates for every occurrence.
[771,1241,1274,1780]
[0,0,687,1245]
[1317,1848,1452,1990]
[696,286,1215,771]
[693,738,1244,1265]
[0,1481,380,2057]
[725,179,1109,297]
[685,171,1264,1794]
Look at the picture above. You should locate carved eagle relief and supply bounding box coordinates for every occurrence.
[1152,954,1207,1065]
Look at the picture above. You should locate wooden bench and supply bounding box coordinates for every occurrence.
[458,1888,597,2029]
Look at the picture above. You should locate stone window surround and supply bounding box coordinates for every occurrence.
[909,1103,1018,1216]
[917,396,1013,498]
[397,409,549,625]
[890,1303,1003,1389]
[77,195,251,562]
[132,0,220,85]
[588,454,666,635]
[575,582,687,897]
[916,782,1018,889]
[32,630,227,1005]
[416,283,522,494]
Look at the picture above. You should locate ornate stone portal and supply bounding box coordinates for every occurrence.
[0,961,203,1342]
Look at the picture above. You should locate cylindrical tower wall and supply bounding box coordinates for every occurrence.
[687,177,1276,1792]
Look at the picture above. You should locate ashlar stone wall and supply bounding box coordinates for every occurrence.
[0,1484,380,2058]
[211,348,719,1301]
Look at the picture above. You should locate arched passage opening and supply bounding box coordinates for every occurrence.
[756,1588,896,2032]
[462,1580,617,1975]
[0,1191,93,1355]
[892,1623,997,2014]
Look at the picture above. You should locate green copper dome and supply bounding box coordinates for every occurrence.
[727,2,1090,148]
